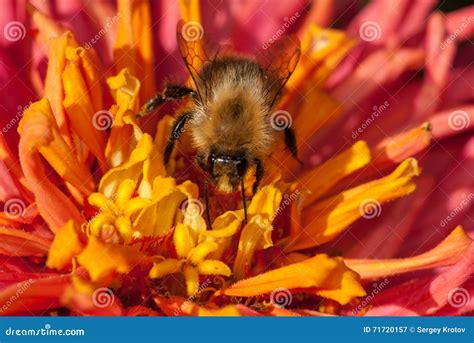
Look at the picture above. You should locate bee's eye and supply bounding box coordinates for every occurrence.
[236,158,248,177]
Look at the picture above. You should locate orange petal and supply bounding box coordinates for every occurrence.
[299,141,371,207]
[114,0,155,102]
[284,158,420,251]
[76,236,146,282]
[0,273,71,315]
[0,227,51,256]
[346,226,472,280]
[18,99,85,231]
[47,220,85,270]
[372,123,432,171]
[28,4,65,47]
[0,131,30,193]
[62,47,107,168]
[44,32,77,146]
[287,24,356,90]
[223,254,365,305]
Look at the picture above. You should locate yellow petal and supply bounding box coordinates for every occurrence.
[183,265,200,296]
[197,260,232,277]
[284,158,421,251]
[223,254,365,305]
[115,215,133,242]
[115,179,136,208]
[88,192,112,209]
[346,226,472,280]
[149,259,183,279]
[188,241,219,265]
[248,184,282,218]
[233,215,273,280]
[134,178,195,236]
[174,223,195,259]
[99,133,153,198]
[46,220,84,270]
[106,68,141,114]
[299,141,371,207]
[105,69,141,167]
[77,236,145,281]
[123,197,151,217]
[138,116,174,198]
[199,211,243,260]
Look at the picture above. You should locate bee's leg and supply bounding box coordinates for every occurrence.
[204,179,213,229]
[137,84,196,117]
[164,112,193,165]
[252,159,264,196]
[284,127,303,165]
[241,177,248,224]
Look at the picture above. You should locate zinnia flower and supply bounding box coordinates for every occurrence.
[0,0,472,317]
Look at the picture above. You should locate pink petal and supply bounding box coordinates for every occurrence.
[366,245,474,315]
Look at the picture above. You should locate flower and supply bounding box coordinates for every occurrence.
[0,0,472,317]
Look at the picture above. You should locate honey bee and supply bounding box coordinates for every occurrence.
[139,20,301,226]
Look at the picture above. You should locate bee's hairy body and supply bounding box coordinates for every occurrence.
[189,57,278,193]
[138,20,301,225]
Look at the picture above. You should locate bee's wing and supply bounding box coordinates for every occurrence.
[256,35,301,106]
[176,20,209,99]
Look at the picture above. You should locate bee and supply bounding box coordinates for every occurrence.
[138,20,301,226]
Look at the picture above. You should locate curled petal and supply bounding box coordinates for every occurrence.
[99,133,153,198]
[233,215,273,280]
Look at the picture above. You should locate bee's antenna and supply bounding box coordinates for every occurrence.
[241,177,248,224]
[204,179,212,229]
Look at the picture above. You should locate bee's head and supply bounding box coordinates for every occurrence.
[197,150,249,193]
